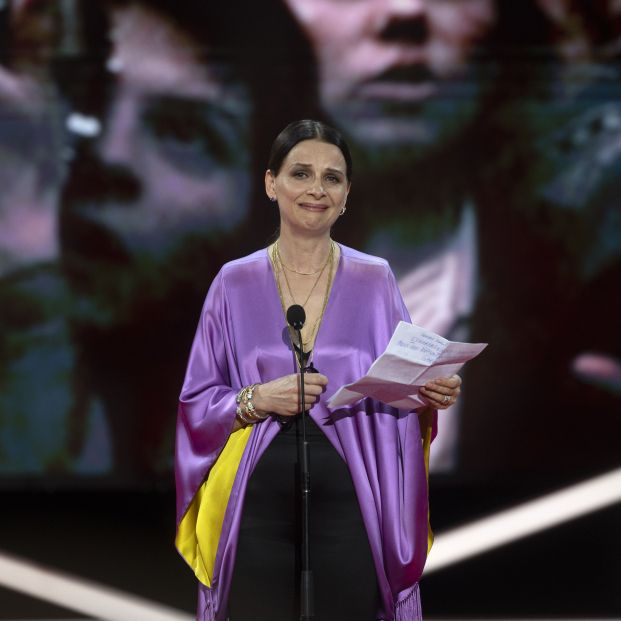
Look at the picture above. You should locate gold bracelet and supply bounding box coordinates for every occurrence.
[236,386,249,404]
[246,383,259,402]
[246,383,268,420]
[236,405,256,425]
[235,384,267,424]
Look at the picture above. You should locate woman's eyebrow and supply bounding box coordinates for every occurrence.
[288,162,344,174]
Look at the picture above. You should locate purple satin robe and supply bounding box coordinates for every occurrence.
[176,244,436,620]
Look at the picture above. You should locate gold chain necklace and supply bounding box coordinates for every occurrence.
[304,245,335,349]
[271,240,336,350]
[276,240,333,308]
[278,253,326,276]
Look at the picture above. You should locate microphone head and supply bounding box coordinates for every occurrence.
[286,304,306,330]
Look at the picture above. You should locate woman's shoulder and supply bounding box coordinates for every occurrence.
[338,244,407,319]
[208,248,270,293]
[203,249,269,305]
[339,244,392,275]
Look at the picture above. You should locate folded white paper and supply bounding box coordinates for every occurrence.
[326,321,487,410]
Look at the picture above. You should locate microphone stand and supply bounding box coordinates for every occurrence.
[295,329,314,620]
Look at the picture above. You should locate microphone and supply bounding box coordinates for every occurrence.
[286,304,306,331]
[285,303,314,619]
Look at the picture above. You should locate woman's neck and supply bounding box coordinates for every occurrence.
[276,230,333,273]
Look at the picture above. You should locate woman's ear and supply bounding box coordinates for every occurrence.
[265,169,277,201]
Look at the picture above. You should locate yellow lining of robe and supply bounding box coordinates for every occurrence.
[176,410,434,587]
[176,425,252,587]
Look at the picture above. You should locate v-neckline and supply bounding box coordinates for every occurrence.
[266,242,343,354]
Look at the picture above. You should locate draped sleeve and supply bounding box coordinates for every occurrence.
[386,264,438,444]
[174,269,253,588]
[320,251,438,621]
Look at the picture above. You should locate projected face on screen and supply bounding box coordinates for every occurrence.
[283,0,495,154]
[62,4,252,324]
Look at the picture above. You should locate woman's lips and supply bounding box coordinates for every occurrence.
[355,63,437,103]
[299,203,329,211]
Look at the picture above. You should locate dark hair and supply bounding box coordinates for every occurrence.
[267,119,353,181]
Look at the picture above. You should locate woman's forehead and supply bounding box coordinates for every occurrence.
[110,5,225,99]
[283,139,346,169]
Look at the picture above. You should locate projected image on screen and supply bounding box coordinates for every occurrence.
[59,2,254,479]
[1,0,620,483]
[0,1,72,474]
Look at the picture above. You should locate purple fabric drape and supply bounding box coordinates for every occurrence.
[176,244,436,620]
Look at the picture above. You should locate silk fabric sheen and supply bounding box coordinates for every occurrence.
[175,244,436,620]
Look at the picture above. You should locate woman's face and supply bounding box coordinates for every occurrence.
[266,139,350,238]
[282,0,496,153]
[62,4,252,323]
[83,4,250,244]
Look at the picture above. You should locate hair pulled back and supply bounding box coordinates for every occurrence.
[267,119,353,181]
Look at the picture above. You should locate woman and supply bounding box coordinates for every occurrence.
[175,120,462,621]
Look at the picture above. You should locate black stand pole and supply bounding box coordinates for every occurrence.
[296,328,314,620]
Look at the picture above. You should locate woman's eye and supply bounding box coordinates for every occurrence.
[325,175,341,184]
[293,170,308,179]
[142,96,247,174]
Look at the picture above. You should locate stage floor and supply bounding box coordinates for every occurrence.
[1,470,620,620]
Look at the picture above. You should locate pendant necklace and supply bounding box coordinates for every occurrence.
[271,240,336,351]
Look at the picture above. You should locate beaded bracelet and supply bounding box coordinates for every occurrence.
[236,405,256,425]
[245,383,268,420]
[235,383,267,424]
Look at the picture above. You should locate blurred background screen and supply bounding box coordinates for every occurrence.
[1,0,620,487]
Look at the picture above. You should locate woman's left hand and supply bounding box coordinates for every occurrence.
[419,374,462,410]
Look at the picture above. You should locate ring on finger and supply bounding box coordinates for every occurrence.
[442,394,451,404]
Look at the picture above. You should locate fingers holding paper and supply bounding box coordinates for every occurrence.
[326,322,485,410]
[419,374,462,410]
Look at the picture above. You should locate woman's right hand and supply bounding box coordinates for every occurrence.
[252,373,329,418]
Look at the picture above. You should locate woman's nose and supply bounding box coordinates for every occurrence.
[99,93,141,169]
[308,183,325,196]
[375,0,429,44]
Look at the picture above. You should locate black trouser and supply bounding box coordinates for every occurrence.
[228,416,379,620]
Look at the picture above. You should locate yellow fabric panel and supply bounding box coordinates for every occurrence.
[176,425,252,587]
[419,408,435,555]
